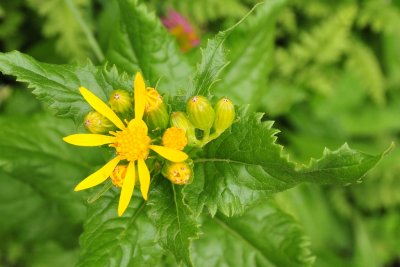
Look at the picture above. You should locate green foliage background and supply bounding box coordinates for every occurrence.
[0,0,399,266]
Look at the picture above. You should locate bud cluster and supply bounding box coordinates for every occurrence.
[170,95,235,147]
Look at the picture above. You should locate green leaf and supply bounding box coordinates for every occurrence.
[192,200,314,267]
[147,177,200,267]
[107,0,193,95]
[0,114,103,224]
[0,51,132,124]
[76,191,164,267]
[183,107,388,217]
[188,3,262,97]
[214,0,286,106]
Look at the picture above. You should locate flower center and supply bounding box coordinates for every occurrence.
[162,127,188,151]
[111,121,151,161]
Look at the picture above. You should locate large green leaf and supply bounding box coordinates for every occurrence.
[214,0,285,106]
[147,177,200,267]
[192,200,314,267]
[183,107,388,217]
[0,51,132,124]
[0,114,103,224]
[107,0,193,95]
[76,191,164,267]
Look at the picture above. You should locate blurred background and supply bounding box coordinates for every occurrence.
[0,0,399,266]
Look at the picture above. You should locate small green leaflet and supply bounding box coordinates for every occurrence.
[183,107,390,217]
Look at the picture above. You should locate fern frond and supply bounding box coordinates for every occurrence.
[277,5,357,76]
[346,39,386,105]
[26,0,94,61]
[358,0,400,34]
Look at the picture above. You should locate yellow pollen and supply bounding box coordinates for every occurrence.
[111,123,151,161]
[145,88,163,112]
[111,165,127,187]
[162,127,188,151]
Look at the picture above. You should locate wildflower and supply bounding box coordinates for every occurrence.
[63,73,188,216]
[162,10,200,52]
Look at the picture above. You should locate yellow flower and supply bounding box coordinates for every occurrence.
[63,72,188,216]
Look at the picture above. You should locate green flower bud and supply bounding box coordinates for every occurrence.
[186,96,215,130]
[171,112,198,146]
[108,89,133,114]
[162,161,193,185]
[213,97,235,134]
[144,88,169,130]
[83,111,115,134]
[145,103,169,130]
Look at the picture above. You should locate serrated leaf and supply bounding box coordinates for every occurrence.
[0,114,103,224]
[188,3,262,97]
[183,107,387,217]
[0,51,132,124]
[107,0,193,95]
[214,0,286,106]
[77,191,163,267]
[192,200,314,267]
[147,177,200,267]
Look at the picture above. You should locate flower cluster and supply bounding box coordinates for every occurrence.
[63,72,234,216]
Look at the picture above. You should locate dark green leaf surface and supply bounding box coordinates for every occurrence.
[109,0,193,95]
[0,115,102,224]
[147,177,200,267]
[214,0,285,106]
[0,51,132,124]
[77,191,163,267]
[192,201,314,267]
[183,107,387,217]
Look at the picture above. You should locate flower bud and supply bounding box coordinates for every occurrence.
[162,161,193,185]
[84,111,115,134]
[108,89,133,114]
[162,127,188,150]
[213,97,235,134]
[186,96,215,130]
[144,88,169,130]
[170,112,198,146]
[111,165,128,187]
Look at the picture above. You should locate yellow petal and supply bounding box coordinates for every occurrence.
[80,86,125,130]
[74,157,120,191]
[138,159,150,200]
[63,134,115,146]
[118,161,135,216]
[134,72,146,120]
[150,145,188,162]
[128,118,148,135]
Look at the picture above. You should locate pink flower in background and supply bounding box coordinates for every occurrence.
[162,10,200,52]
